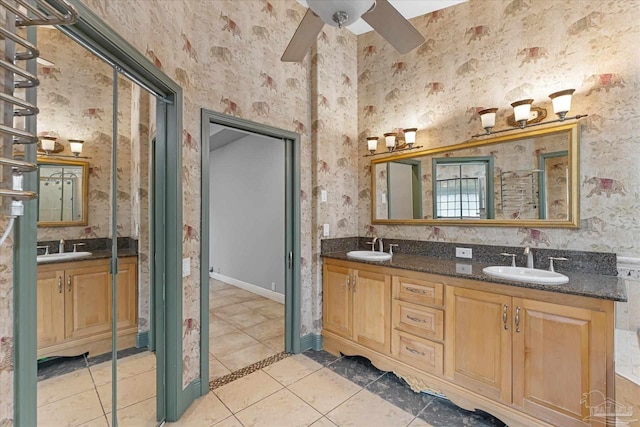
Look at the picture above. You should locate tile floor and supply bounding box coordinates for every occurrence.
[209,279,285,378]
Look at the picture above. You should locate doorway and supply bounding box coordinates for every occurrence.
[200,110,302,386]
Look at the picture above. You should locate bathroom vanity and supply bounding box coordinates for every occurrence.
[321,253,626,427]
[36,255,138,359]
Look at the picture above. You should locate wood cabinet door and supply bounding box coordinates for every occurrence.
[512,298,607,427]
[113,258,138,331]
[352,268,391,354]
[37,268,66,349]
[323,263,353,339]
[65,263,112,341]
[445,286,512,403]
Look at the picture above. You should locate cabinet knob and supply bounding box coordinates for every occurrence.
[346,275,351,291]
[57,276,62,293]
[515,306,521,333]
[503,304,509,330]
[67,275,71,292]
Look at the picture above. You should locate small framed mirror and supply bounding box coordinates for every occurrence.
[37,158,89,227]
[371,123,579,227]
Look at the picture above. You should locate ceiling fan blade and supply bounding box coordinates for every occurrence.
[281,9,325,62]
[362,0,426,54]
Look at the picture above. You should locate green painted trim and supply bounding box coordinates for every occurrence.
[299,334,323,351]
[136,331,150,349]
[110,67,119,426]
[537,150,568,220]
[200,109,302,359]
[13,25,38,427]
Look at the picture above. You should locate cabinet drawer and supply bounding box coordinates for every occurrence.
[393,276,444,307]
[393,300,444,341]
[393,330,443,376]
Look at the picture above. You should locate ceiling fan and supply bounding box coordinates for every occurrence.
[282,0,426,62]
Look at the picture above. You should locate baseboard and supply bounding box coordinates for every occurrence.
[210,272,285,304]
[136,331,149,349]
[299,333,323,352]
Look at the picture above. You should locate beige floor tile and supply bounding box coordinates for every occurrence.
[408,418,435,426]
[98,369,156,412]
[213,370,282,413]
[37,389,104,427]
[107,397,156,427]
[262,334,285,352]
[210,280,233,291]
[77,415,109,427]
[236,389,322,427]
[243,319,284,342]
[310,417,338,427]
[240,298,279,310]
[224,311,270,329]
[327,389,415,427]
[263,354,322,386]
[209,317,240,338]
[38,368,95,406]
[215,302,252,317]
[217,343,277,371]
[90,352,156,386]
[288,368,361,414]
[211,296,242,309]
[209,356,231,380]
[166,392,231,426]
[213,416,243,427]
[210,330,259,358]
[255,303,285,319]
[215,288,262,302]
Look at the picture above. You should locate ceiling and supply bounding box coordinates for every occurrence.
[296,0,467,35]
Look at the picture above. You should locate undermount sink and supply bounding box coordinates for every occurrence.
[37,251,92,263]
[347,250,392,262]
[483,266,568,285]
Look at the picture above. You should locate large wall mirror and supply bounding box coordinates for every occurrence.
[37,158,89,227]
[372,123,579,227]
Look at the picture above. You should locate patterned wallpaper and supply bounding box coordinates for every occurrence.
[357,0,640,256]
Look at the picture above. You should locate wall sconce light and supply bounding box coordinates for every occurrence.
[472,89,587,138]
[39,136,58,155]
[68,139,84,157]
[37,135,90,159]
[364,128,423,157]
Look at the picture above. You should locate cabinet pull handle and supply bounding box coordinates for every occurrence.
[57,277,62,293]
[67,275,71,292]
[515,306,521,333]
[406,287,427,295]
[346,275,351,292]
[503,304,508,330]
[407,315,426,324]
[352,275,357,292]
[405,346,425,356]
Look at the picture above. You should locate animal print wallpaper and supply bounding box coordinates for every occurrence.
[357,0,640,256]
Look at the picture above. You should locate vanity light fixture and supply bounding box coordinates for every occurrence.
[472,89,588,138]
[39,136,57,155]
[364,128,423,157]
[37,135,90,159]
[68,139,84,157]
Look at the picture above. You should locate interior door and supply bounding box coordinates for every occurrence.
[352,268,391,354]
[445,286,512,403]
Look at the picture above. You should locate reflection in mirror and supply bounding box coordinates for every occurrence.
[371,123,579,227]
[37,159,88,226]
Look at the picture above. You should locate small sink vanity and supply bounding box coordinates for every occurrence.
[320,124,629,426]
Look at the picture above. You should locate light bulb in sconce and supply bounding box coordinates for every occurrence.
[478,108,498,134]
[40,136,56,154]
[68,139,84,157]
[549,89,574,121]
[384,133,397,151]
[511,99,533,128]
[403,128,417,148]
[366,136,379,155]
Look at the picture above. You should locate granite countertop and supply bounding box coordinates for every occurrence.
[322,252,627,302]
[37,249,138,265]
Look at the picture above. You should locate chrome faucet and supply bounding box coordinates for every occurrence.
[367,236,384,252]
[59,239,65,254]
[524,246,534,269]
[377,237,383,252]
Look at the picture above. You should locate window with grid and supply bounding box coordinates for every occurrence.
[436,177,481,218]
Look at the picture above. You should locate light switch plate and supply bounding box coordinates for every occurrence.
[456,247,472,259]
[382,193,387,204]
[182,257,190,277]
[320,190,327,202]
[323,223,330,237]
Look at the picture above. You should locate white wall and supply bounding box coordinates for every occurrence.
[388,162,414,219]
[209,133,285,294]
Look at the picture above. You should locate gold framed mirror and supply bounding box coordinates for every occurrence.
[371,123,579,228]
[37,158,89,227]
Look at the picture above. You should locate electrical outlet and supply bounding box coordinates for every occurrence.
[320,190,327,203]
[271,282,276,291]
[456,247,472,259]
[182,257,190,277]
[456,263,472,275]
[323,223,330,237]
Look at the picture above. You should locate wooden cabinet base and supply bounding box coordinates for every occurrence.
[322,330,555,427]
[37,327,137,359]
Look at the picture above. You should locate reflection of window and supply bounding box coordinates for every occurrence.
[436,177,482,218]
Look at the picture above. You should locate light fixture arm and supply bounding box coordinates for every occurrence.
[471,114,588,138]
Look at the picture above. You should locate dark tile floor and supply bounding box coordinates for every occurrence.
[304,350,507,427]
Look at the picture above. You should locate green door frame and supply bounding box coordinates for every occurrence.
[200,110,302,390]
[12,1,193,424]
